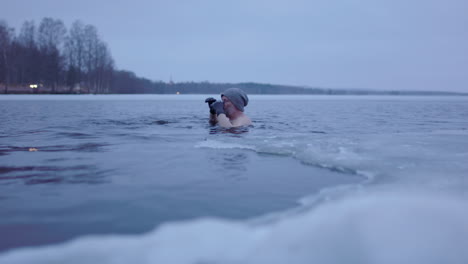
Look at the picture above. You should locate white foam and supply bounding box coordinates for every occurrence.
[196,136,382,181]
[1,190,467,264]
[195,139,257,151]
[198,130,468,192]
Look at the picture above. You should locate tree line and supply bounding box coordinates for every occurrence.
[2,18,465,95]
[0,18,326,95]
[0,18,113,94]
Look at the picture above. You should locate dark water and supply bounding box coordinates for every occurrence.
[0,95,367,252]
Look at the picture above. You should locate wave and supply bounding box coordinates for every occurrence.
[196,138,375,181]
[196,129,468,190]
[195,140,257,151]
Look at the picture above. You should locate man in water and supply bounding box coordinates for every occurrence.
[205,88,252,128]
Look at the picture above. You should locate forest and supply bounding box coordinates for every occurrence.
[0,18,116,94]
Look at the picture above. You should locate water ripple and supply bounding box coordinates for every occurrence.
[0,143,109,156]
[0,165,112,185]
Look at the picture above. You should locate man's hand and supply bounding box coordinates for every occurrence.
[205,97,216,105]
[210,101,225,116]
[205,97,217,114]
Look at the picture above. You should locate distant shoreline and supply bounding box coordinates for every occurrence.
[2,82,467,96]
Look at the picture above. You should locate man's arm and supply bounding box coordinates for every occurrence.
[210,101,233,128]
[209,112,233,128]
[215,114,233,128]
[206,97,218,124]
[209,113,218,124]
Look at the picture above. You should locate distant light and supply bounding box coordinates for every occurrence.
[176,92,180,95]
[29,148,38,152]
[29,84,38,89]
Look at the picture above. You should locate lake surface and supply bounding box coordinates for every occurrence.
[0,94,467,263]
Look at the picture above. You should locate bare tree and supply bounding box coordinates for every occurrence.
[95,41,114,93]
[38,18,66,51]
[0,20,14,94]
[18,20,36,47]
[83,24,99,93]
[64,20,85,92]
[37,17,66,93]
[65,20,114,93]
[77,24,114,93]
[17,20,40,85]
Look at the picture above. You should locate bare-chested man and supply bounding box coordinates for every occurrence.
[205,88,252,128]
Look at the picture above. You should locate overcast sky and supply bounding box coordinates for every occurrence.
[2,0,467,92]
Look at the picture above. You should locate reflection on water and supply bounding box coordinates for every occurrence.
[54,132,97,139]
[205,125,251,180]
[209,126,250,135]
[0,165,112,185]
[152,120,171,125]
[221,152,248,180]
[205,150,249,180]
[0,143,109,156]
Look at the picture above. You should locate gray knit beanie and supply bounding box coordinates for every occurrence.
[221,88,249,112]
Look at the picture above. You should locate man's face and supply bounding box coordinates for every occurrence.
[221,96,235,117]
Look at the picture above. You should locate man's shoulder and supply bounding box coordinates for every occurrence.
[233,114,252,126]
